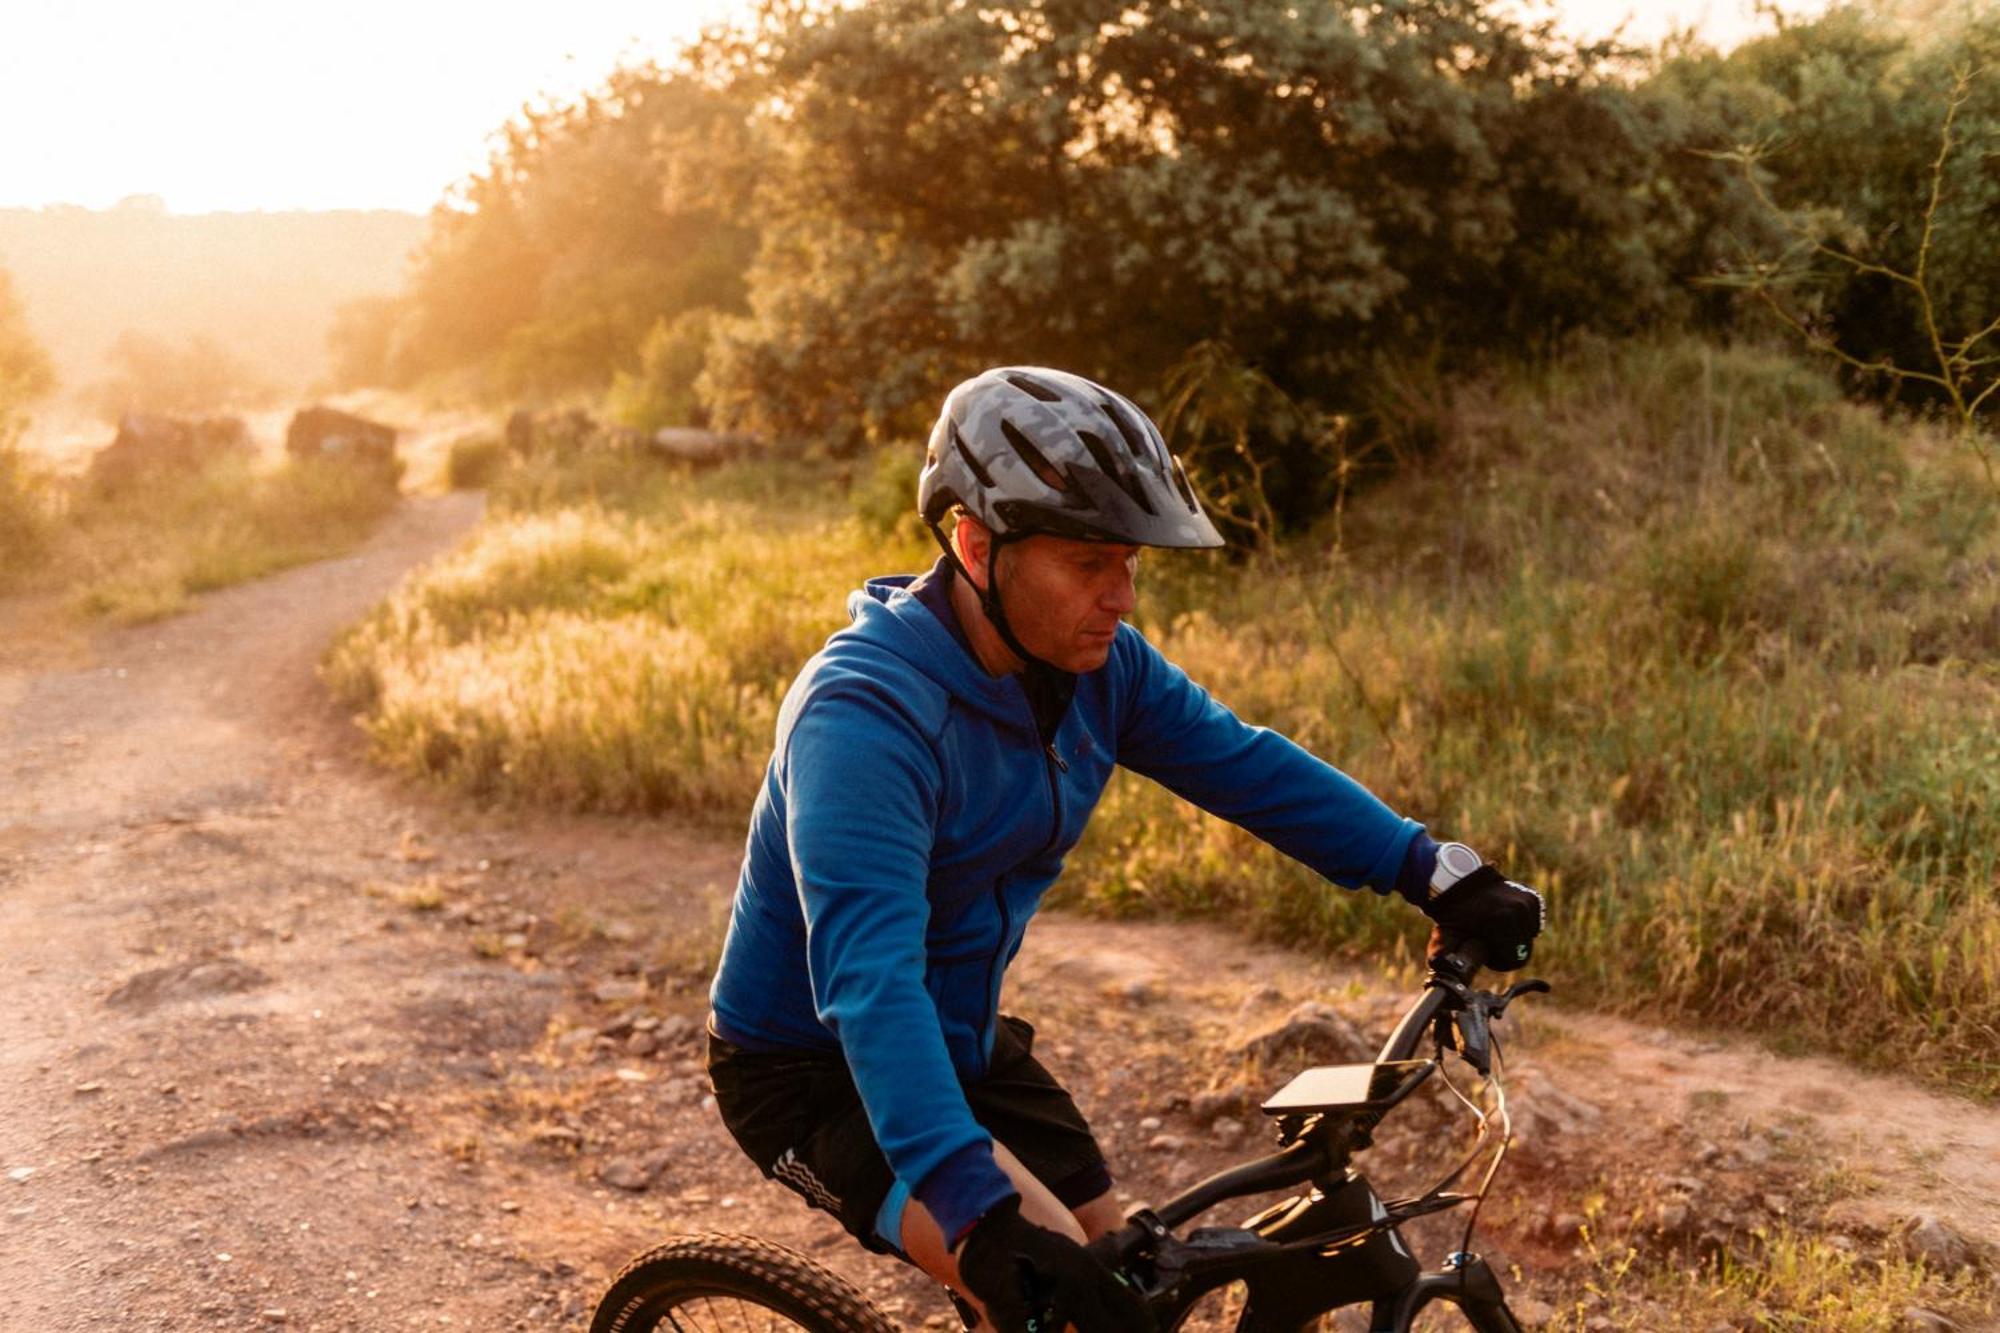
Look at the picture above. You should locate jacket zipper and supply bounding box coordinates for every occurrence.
[980,727,1068,1075]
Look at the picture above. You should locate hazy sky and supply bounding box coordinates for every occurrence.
[3,0,1813,216]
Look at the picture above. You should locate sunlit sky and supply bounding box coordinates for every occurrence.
[3,0,1817,216]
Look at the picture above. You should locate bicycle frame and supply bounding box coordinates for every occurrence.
[1079,959,1544,1332]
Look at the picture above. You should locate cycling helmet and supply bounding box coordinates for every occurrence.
[917,367,1222,673]
[918,367,1223,549]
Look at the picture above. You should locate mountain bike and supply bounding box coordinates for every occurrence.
[590,944,1548,1332]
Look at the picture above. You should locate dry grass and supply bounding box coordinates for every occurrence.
[1,448,402,621]
[323,454,929,818]
[328,335,2000,1094]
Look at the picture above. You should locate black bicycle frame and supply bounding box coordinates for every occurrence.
[1079,963,1538,1332]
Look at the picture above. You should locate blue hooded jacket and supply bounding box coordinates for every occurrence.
[708,572,1423,1244]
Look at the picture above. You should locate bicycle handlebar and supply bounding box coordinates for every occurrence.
[1430,931,1488,985]
[1078,955,1550,1325]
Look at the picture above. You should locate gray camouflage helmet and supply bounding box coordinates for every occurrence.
[917,367,1224,548]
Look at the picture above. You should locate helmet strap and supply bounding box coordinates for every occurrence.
[925,520,1054,675]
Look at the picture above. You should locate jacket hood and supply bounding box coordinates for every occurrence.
[843,575,1032,729]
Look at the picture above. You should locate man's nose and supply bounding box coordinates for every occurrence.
[1101,569,1137,615]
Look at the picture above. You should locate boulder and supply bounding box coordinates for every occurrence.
[285,406,397,465]
[88,412,252,494]
[503,408,600,457]
[1900,1213,1978,1275]
[1236,1001,1375,1070]
[646,427,748,466]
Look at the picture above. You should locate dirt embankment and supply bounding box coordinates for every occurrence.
[0,496,1993,1330]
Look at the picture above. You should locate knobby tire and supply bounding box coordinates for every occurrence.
[589,1233,897,1333]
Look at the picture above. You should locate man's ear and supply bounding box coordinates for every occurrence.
[953,516,991,592]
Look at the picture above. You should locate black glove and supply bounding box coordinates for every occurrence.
[955,1196,1154,1333]
[1423,861,1545,972]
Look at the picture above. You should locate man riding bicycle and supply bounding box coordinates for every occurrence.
[706,367,1545,1332]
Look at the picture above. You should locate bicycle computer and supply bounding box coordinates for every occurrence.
[1259,1060,1433,1116]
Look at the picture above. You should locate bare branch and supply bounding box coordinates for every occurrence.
[1753,289,1953,391]
[1914,68,1975,291]
[1717,64,1996,490]
[1970,378,2000,418]
[1950,312,2000,358]
[1811,243,1925,290]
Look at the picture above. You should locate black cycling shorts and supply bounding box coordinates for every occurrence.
[706,1014,1112,1255]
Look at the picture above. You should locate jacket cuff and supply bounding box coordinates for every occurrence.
[1392,831,1440,907]
[913,1141,1018,1247]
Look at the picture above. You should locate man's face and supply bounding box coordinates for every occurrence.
[991,534,1141,672]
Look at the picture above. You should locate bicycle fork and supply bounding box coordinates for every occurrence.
[1368,1251,1524,1332]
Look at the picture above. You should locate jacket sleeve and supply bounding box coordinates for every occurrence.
[783,687,1016,1242]
[1112,629,1420,892]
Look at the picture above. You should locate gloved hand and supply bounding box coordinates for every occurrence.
[955,1196,1154,1333]
[1422,852,1545,972]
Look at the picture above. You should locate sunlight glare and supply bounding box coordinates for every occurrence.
[0,0,745,214]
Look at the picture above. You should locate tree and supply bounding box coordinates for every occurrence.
[91,329,269,418]
[1714,61,2000,490]
[0,268,54,443]
[697,0,1736,481]
[1,268,56,574]
[1671,4,2000,416]
[389,63,760,399]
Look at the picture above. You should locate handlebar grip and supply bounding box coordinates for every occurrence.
[1433,932,1487,981]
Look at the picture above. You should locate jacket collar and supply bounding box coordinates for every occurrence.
[847,575,1033,729]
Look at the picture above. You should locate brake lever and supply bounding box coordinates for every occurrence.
[1452,1005,1494,1076]
[1493,978,1552,1016]
[1445,978,1550,1076]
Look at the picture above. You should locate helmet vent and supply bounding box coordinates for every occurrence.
[1172,458,1199,511]
[1004,373,1064,403]
[1077,430,1158,516]
[999,419,1070,492]
[1101,396,1167,474]
[951,425,995,488]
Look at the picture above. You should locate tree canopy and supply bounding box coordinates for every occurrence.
[355,0,1998,513]
[340,64,758,402]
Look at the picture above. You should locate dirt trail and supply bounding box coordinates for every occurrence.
[1,495,1994,1330]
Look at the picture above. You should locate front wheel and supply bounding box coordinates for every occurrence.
[590,1233,898,1333]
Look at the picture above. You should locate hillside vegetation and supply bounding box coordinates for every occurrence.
[327,335,2000,1095]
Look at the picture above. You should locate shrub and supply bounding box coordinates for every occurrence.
[0,444,54,591]
[606,307,719,432]
[445,434,507,490]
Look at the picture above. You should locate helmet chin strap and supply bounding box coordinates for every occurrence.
[926,521,1055,675]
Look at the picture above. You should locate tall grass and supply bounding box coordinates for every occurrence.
[329,336,2000,1091]
[323,451,929,817]
[2,451,403,620]
[1070,337,2000,1092]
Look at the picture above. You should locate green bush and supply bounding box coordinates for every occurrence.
[606,306,719,432]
